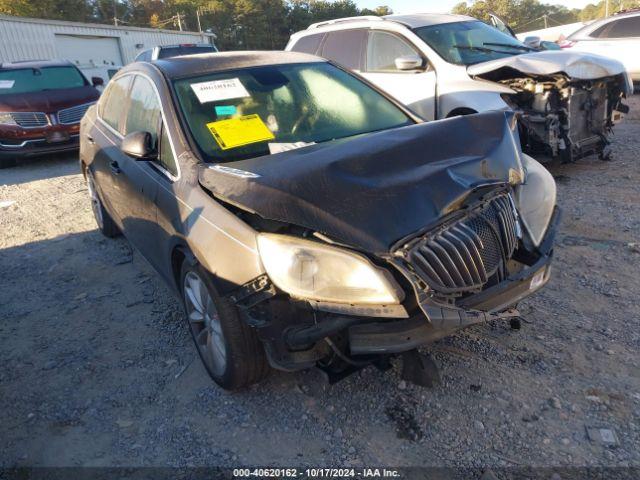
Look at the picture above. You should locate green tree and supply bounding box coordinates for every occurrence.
[360,5,392,16]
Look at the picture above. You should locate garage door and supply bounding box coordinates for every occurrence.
[55,34,123,69]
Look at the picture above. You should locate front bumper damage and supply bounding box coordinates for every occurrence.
[234,205,560,372]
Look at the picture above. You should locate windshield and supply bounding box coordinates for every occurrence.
[414,21,533,66]
[158,45,218,59]
[0,66,87,95]
[173,62,413,163]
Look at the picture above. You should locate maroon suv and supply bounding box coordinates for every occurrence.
[0,60,102,167]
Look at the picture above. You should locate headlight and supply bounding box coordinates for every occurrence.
[0,112,17,125]
[515,154,556,246]
[257,234,403,304]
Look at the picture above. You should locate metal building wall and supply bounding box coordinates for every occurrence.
[0,15,213,64]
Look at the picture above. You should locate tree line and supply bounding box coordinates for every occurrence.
[453,0,640,33]
[0,0,637,49]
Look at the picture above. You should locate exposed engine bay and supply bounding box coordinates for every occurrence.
[497,73,629,162]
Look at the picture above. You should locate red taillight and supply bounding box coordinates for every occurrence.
[180,43,196,47]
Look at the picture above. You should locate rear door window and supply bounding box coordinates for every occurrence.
[290,33,325,55]
[366,31,419,72]
[320,29,367,70]
[100,76,132,134]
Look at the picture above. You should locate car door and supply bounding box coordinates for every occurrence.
[90,75,133,228]
[578,16,640,80]
[360,30,437,121]
[112,74,164,260]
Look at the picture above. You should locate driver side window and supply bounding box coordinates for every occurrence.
[125,75,178,177]
[366,31,420,72]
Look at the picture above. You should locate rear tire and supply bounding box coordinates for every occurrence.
[180,259,270,390]
[86,168,120,238]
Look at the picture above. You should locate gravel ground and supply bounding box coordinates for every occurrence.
[1,98,639,473]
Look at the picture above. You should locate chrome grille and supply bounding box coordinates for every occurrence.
[9,112,48,128]
[58,102,93,125]
[406,194,519,294]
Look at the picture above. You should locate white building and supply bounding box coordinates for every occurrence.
[0,15,215,83]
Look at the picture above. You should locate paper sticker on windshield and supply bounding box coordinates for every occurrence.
[191,78,249,104]
[207,114,275,150]
[215,105,237,116]
[0,80,15,89]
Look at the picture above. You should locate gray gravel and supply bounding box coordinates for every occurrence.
[1,98,639,470]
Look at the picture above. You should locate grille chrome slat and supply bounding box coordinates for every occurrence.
[441,231,478,283]
[10,112,48,128]
[427,241,466,286]
[404,193,519,295]
[450,225,487,283]
[58,102,93,125]
[420,246,457,288]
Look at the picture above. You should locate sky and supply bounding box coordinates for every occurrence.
[355,0,596,14]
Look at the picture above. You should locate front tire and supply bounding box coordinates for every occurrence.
[180,260,270,390]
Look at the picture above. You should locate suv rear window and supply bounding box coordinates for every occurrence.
[0,66,87,95]
[320,30,367,70]
[290,33,325,55]
[158,45,217,59]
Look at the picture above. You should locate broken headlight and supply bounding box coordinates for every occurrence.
[515,154,557,247]
[257,234,403,304]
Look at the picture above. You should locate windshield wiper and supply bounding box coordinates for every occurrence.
[452,44,515,55]
[483,42,535,52]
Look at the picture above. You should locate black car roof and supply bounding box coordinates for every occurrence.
[0,59,75,70]
[151,51,325,79]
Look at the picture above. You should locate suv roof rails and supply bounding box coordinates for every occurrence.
[308,15,384,29]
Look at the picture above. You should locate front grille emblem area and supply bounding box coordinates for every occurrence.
[405,194,519,295]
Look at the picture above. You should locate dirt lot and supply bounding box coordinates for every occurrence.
[1,98,639,473]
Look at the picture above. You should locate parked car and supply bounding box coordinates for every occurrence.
[564,10,640,86]
[0,60,102,168]
[134,43,218,62]
[286,14,632,163]
[80,51,559,390]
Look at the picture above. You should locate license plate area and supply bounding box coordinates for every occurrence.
[46,131,70,143]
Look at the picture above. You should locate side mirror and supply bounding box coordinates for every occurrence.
[91,76,104,87]
[121,131,157,160]
[523,36,542,49]
[395,55,424,71]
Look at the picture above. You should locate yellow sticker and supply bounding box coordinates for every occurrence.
[206,114,275,150]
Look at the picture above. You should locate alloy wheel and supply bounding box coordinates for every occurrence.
[183,271,227,376]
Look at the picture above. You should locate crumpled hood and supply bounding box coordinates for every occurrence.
[0,86,99,113]
[199,111,524,253]
[467,50,627,80]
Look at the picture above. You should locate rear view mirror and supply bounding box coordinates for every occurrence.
[395,55,424,71]
[91,76,104,87]
[122,131,157,160]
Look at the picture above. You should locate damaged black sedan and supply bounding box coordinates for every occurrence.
[80,51,559,389]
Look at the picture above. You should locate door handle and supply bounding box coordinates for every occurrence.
[110,161,121,175]
[85,134,95,144]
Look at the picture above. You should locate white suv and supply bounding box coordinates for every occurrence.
[286,14,631,162]
[565,10,640,84]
